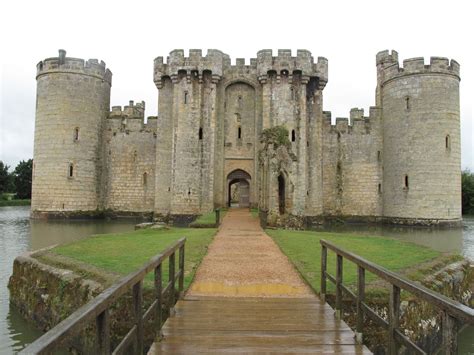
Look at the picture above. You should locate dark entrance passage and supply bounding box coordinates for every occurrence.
[278,174,285,214]
[227,169,251,208]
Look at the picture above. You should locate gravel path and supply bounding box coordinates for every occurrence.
[188,208,314,298]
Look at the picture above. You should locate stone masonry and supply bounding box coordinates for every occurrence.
[31,49,462,226]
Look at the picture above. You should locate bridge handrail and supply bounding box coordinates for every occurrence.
[320,239,474,355]
[21,237,186,355]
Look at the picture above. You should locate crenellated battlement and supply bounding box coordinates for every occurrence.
[110,100,145,119]
[376,50,399,66]
[154,49,230,87]
[323,107,382,135]
[36,50,112,84]
[381,53,460,84]
[256,49,328,88]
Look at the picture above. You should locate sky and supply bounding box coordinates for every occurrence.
[0,0,472,170]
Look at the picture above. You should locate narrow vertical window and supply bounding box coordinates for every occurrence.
[184,91,188,104]
[143,172,148,186]
[405,96,410,110]
[290,87,295,100]
[378,183,382,194]
[73,127,79,142]
[377,150,381,162]
[238,126,242,139]
[199,127,203,140]
[404,175,409,189]
[291,129,296,142]
[68,163,74,178]
[445,135,451,150]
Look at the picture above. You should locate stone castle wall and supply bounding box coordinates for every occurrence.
[102,102,157,213]
[31,49,462,226]
[32,50,111,217]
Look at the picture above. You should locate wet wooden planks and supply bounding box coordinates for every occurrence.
[148,297,372,354]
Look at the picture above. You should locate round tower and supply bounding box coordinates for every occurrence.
[379,51,461,225]
[31,50,112,217]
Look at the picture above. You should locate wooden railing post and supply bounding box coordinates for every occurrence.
[169,251,176,316]
[335,254,343,320]
[215,209,220,227]
[320,244,327,302]
[388,284,400,355]
[442,311,457,355]
[96,309,110,355]
[133,281,143,355]
[355,266,365,344]
[154,263,163,338]
[178,244,185,299]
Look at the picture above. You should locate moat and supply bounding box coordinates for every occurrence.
[0,206,473,353]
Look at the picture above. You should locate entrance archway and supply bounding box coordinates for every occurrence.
[227,169,251,208]
[278,174,285,214]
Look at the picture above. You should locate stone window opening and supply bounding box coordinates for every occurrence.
[291,129,296,142]
[404,175,409,189]
[290,87,295,100]
[445,135,451,150]
[377,150,382,162]
[405,96,410,111]
[143,172,148,186]
[238,126,242,140]
[188,189,191,195]
[184,91,188,104]
[199,127,203,140]
[68,163,74,178]
[73,127,79,142]
[378,183,382,194]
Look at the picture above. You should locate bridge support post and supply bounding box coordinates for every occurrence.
[320,245,327,302]
[335,254,343,320]
[388,284,400,355]
[155,263,163,339]
[355,266,365,344]
[442,311,457,355]
[179,244,185,299]
[169,252,176,316]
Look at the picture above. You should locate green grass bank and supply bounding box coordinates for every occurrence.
[0,199,30,207]
[267,229,459,294]
[47,227,217,290]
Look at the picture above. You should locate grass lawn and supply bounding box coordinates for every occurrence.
[192,208,228,225]
[267,229,456,294]
[50,227,217,290]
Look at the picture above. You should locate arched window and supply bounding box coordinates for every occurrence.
[68,163,74,178]
[291,129,296,142]
[238,126,242,140]
[199,127,203,140]
[73,127,79,142]
[445,135,451,150]
[404,175,409,189]
[143,172,148,186]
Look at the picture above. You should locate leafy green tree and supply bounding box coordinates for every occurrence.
[0,161,12,194]
[461,170,474,215]
[13,159,33,199]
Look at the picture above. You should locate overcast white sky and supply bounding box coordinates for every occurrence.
[0,0,472,170]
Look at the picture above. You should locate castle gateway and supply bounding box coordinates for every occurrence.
[31,49,462,226]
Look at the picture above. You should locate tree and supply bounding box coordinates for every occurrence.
[0,161,12,194]
[13,159,33,199]
[462,170,474,215]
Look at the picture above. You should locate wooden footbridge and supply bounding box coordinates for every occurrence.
[21,210,474,354]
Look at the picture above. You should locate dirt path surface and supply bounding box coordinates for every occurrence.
[188,208,314,297]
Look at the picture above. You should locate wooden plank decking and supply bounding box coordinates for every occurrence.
[148,296,371,354]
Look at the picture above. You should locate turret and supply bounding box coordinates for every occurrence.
[31,50,112,217]
[379,50,461,225]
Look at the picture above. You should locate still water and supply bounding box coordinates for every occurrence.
[0,206,472,353]
[0,206,136,354]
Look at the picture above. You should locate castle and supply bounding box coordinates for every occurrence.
[31,49,462,226]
